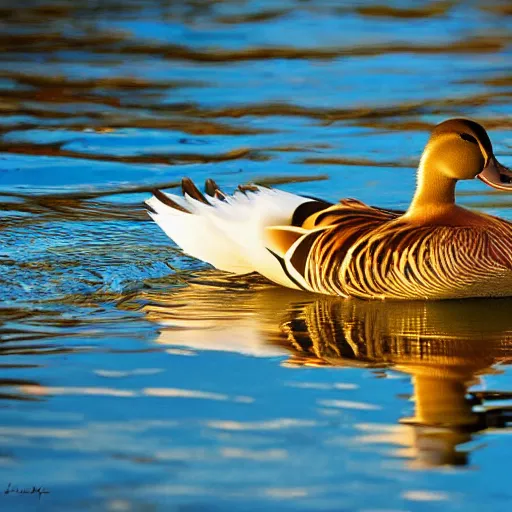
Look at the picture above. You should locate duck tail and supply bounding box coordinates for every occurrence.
[145,178,322,287]
[145,179,254,273]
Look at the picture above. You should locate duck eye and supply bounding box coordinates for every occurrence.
[460,133,478,144]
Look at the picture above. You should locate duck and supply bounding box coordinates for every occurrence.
[145,118,512,300]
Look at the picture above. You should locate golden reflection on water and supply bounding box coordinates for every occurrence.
[139,273,512,468]
[282,296,512,467]
[1,1,511,172]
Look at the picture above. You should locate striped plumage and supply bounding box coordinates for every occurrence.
[299,203,512,299]
[281,296,512,367]
[146,118,512,300]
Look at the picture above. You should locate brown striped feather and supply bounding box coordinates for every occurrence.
[181,177,210,204]
[151,188,191,213]
[265,226,308,258]
[283,200,512,299]
[238,184,259,194]
[204,178,222,198]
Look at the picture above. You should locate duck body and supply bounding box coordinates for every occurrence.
[146,119,512,300]
[286,200,512,299]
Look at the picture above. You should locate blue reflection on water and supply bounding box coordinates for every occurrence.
[0,0,511,511]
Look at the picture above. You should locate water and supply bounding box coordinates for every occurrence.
[1,0,512,510]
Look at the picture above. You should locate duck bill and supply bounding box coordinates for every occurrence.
[477,157,512,191]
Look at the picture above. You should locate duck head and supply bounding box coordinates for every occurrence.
[425,118,512,190]
[408,119,511,214]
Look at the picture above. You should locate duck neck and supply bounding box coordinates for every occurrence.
[408,158,456,214]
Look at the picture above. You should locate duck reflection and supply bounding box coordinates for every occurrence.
[141,273,512,467]
[281,297,512,467]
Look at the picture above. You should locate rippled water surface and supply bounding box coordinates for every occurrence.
[1,1,512,510]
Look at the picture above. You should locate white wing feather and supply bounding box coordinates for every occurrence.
[146,186,311,288]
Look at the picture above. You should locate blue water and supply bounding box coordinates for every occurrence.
[1,1,512,510]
